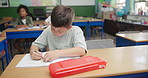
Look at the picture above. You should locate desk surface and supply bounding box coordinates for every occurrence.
[1,45,148,78]
[0,37,6,42]
[74,18,103,22]
[116,32,148,42]
[2,28,44,37]
[0,19,12,24]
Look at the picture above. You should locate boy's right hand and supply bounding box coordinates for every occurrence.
[30,50,42,60]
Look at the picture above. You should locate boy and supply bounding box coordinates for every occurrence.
[30,5,87,62]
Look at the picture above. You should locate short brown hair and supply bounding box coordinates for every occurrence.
[51,5,75,28]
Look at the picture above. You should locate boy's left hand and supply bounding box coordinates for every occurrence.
[43,50,60,62]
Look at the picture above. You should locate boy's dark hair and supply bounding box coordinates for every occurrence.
[51,5,75,28]
[17,4,29,14]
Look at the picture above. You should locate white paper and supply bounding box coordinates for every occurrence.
[18,27,29,30]
[17,26,49,30]
[16,52,80,68]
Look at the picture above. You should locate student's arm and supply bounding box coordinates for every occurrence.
[14,17,19,28]
[30,27,48,60]
[28,16,34,27]
[30,45,42,60]
[43,47,85,62]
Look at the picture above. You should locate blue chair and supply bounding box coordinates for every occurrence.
[0,38,10,70]
[89,21,105,39]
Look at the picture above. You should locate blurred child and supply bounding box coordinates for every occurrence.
[14,4,34,53]
[14,4,33,28]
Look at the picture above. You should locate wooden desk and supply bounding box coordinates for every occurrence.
[73,18,104,40]
[0,19,12,31]
[1,45,148,78]
[0,19,12,25]
[2,28,44,58]
[3,28,44,39]
[116,32,148,47]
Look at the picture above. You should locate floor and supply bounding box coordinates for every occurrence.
[0,32,116,75]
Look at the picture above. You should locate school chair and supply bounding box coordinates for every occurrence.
[90,21,105,39]
[91,26,105,39]
[86,39,114,50]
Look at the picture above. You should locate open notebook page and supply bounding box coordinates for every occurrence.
[16,52,80,67]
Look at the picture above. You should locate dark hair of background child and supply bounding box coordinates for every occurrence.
[17,4,30,14]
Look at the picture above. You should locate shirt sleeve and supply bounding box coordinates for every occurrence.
[13,17,19,28]
[45,16,51,23]
[28,16,34,27]
[73,27,87,50]
[32,27,48,50]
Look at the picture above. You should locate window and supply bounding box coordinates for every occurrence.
[135,1,148,15]
[116,0,126,8]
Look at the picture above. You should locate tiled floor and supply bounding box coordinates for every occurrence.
[0,32,116,75]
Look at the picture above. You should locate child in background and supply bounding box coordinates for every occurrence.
[14,4,33,28]
[14,4,34,53]
[30,5,87,62]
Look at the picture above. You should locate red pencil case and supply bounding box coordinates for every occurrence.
[49,56,107,78]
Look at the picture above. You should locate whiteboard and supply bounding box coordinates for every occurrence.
[61,0,95,6]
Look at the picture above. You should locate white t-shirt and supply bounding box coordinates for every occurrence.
[22,19,26,24]
[32,26,87,51]
[45,16,51,24]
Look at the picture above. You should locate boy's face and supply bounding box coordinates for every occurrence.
[19,8,28,18]
[51,26,72,37]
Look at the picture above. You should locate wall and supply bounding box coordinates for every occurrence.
[0,6,95,19]
[0,6,46,19]
[70,6,95,17]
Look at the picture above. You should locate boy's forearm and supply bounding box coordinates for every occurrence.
[57,47,86,57]
[30,45,39,54]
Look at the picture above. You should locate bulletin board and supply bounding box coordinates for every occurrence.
[61,0,95,6]
[9,0,59,7]
[0,0,9,7]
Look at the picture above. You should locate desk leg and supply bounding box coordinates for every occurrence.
[1,57,4,70]
[100,24,105,39]
[4,40,10,64]
[86,26,91,40]
[8,40,13,59]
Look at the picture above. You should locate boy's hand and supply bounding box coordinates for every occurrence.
[43,50,60,62]
[30,50,42,60]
